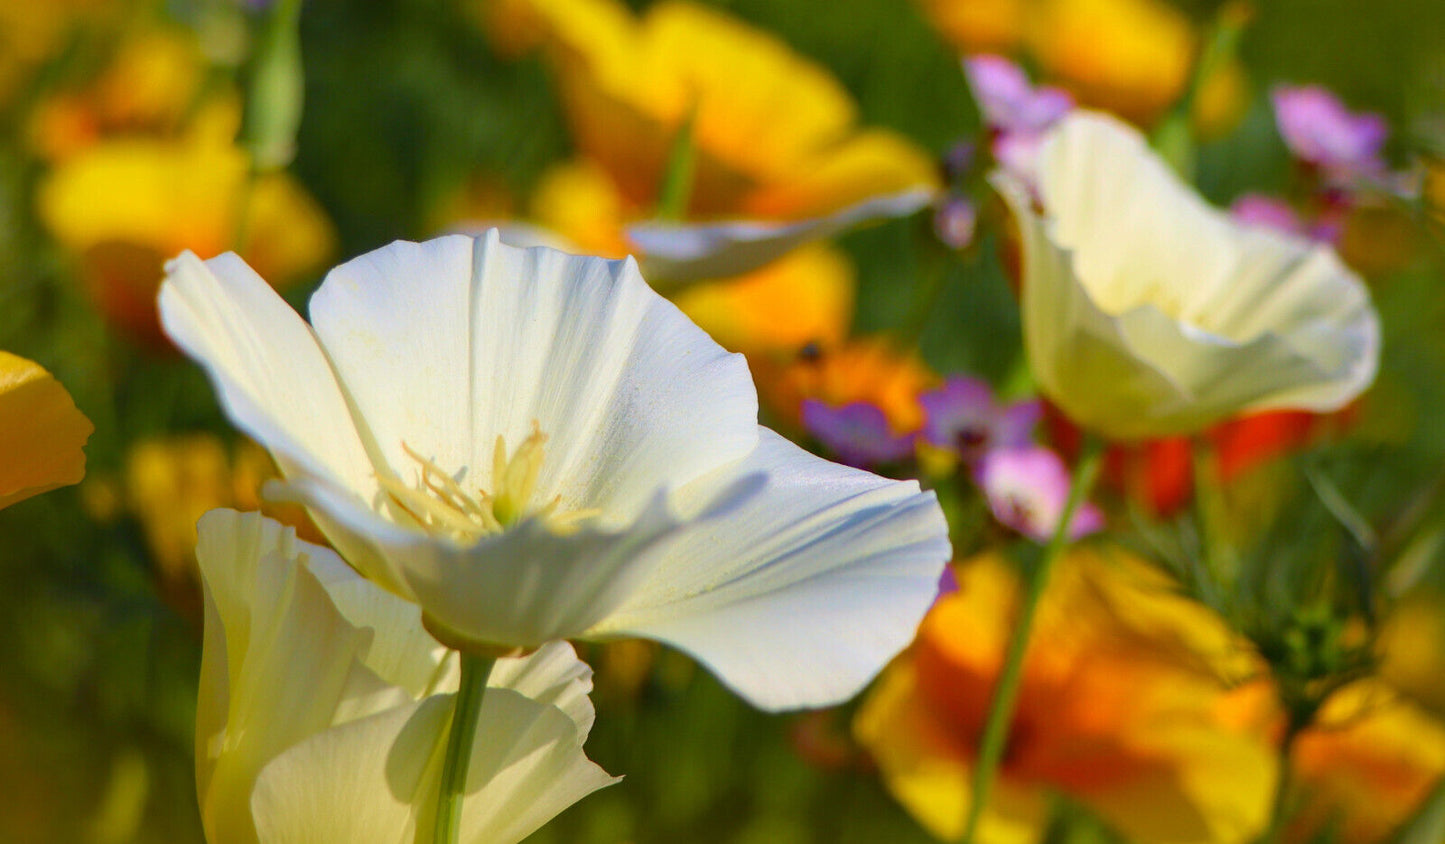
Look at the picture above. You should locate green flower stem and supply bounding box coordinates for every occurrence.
[961,434,1104,843]
[433,652,497,844]
[655,108,697,221]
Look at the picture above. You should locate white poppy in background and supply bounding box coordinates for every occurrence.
[160,231,950,711]
[994,111,1380,441]
[194,509,615,844]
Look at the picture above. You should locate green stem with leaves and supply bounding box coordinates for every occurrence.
[961,435,1104,843]
[433,653,496,844]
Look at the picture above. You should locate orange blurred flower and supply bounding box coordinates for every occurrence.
[856,549,1273,843]
[0,351,93,510]
[1220,679,1445,844]
[754,337,936,434]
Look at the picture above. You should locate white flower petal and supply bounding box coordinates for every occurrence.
[251,688,615,844]
[308,231,759,523]
[629,188,935,286]
[330,474,760,652]
[198,510,613,843]
[158,253,376,502]
[194,510,394,844]
[593,429,951,711]
[999,111,1379,439]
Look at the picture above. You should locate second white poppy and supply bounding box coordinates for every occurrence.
[997,112,1379,440]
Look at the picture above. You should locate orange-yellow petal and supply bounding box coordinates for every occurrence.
[1028,0,1196,122]
[854,656,1051,844]
[914,0,1028,53]
[0,352,92,509]
[672,244,853,353]
[37,102,334,345]
[1290,681,1445,844]
[529,158,634,258]
[742,129,941,221]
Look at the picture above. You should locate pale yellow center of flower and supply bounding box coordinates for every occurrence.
[377,424,599,543]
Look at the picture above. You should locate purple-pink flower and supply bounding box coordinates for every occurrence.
[1230,193,1343,244]
[1272,85,1388,180]
[976,446,1104,542]
[919,376,1040,462]
[965,55,1073,185]
[802,400,916,468]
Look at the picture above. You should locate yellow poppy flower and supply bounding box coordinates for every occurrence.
[0,351,93,510]
[1219,678,1445,844]
[28,27,205,161]
[482,0,936,304]
[37,102,335,348]
[855,549,1274,843]
[120,434,322,619]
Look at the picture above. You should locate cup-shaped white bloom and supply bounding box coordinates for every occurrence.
[997,111,1380,440]
[160,231,950,710]
[194,509,615,844]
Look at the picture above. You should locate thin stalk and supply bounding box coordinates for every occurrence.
[961,435,1104,843]
[1259,719,1303,844]
[433,653,496,844]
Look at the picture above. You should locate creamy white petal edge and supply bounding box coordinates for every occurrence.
[194,509,616,844]
[995,111,1379,439]
[629,188,936,286]
[162,232,951,711]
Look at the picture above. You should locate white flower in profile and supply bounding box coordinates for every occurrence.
[160,231,950,711]
[194,509,615,844]
[996,111,1380,440]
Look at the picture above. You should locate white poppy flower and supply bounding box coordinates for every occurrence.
[996,111,1380,440]
[194,509,615,844]
[160,231,949,711]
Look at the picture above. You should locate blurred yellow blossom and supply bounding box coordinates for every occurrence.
[37,102,335,348]
[855,549,1273,844]
[119,434,320,619]
[1376,589,1445,721]
[918,0,1245,126]
[28,27,205,161]
[474,0,936,355]
[498,0,937,221]
[1220,679,1445,844]
[916,0,1026,53]
[0,352,93,510]
[0,0,119,110]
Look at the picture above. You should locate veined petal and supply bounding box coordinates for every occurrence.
[250,689,616,844]
[194,510,391,844]
[630,188,935,285]
[999,111,1379,439]
[594,428,951,711]
[158,252,378,513]
[308,231,759,524]
[320,474,761,652]
[0,351,92,509]
[197,510,613,843]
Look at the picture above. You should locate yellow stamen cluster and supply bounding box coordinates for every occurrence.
[378,424,599,543]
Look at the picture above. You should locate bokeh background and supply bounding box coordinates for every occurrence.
[2,0,1445,841]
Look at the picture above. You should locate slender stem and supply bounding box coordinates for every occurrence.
[1259,718,1303,844]
[961,435,1104,843]
[433,653,496,844]
[655,108,697,221]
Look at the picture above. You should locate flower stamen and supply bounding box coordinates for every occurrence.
[379,424,599,543]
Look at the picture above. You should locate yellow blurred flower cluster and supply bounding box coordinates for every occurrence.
[917,0,1244,127]
[28,23,334,349]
